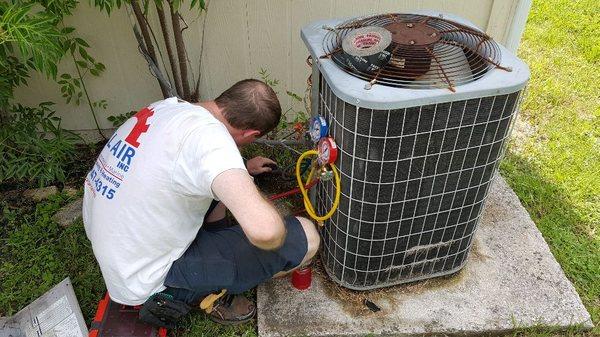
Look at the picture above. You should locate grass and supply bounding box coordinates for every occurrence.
[509,324,595,337]
[499,0,599,335]
[0,192,105,320]
[171,315,257,337]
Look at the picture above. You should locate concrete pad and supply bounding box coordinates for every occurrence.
[257,175,593,336]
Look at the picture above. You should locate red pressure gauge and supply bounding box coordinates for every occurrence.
[318,137,338,165]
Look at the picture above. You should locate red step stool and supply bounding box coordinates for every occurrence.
[89,293,168,337]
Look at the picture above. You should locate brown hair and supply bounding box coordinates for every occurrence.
[215,79,281,135]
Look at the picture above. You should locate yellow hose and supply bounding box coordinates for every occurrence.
[295,150,341,223]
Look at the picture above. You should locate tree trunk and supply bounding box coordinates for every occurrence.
[156,3,183,98]
[131,0,169,98]
[169,4,190,100]
[191,3,209,102]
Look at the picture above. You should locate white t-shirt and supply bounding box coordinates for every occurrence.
[82,98,246,305]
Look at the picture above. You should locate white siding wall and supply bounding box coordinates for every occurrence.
[14,0,528,137]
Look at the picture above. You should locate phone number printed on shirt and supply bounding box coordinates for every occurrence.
[88,169,116,199]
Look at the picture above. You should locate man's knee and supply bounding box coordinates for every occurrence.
[295,216,320,261]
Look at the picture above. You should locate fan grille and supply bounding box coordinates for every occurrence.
[322,13,506,90]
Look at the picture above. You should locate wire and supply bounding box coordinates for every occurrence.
[268,179,318,201]
[295,150,341,223]
[278,141,304,156]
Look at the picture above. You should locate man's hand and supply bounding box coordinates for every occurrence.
[246,156,277,175]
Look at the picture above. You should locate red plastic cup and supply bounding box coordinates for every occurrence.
[291,266,312,290]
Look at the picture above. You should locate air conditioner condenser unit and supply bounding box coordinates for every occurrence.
[301,11,529,290]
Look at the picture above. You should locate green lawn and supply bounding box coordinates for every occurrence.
[500,0,599,334]
[0,193,104,320]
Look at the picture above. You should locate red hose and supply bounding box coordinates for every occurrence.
[268,179,319,201]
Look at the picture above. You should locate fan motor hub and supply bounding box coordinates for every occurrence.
[384,21,441,46]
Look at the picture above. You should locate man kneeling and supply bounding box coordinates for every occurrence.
[82,79,320,326]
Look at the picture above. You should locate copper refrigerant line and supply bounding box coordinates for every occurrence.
[318,13,511,90]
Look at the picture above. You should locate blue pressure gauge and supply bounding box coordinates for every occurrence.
[309,116,328,143]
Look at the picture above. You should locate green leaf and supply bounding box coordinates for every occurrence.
[286,91,303,102]
[171,0,181,12]
[63,41,72,53]
[74,38,90,48]
[153,0,163,9]
[61,27,76,35]
[143,0,150,15]
[49,63,58,79]
[78,47,90,61]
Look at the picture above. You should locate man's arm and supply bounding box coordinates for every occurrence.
[211,168,286,250]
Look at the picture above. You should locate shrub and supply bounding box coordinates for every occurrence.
[0,103,80,186]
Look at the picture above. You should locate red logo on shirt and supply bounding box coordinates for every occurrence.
[125,107,154,148]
